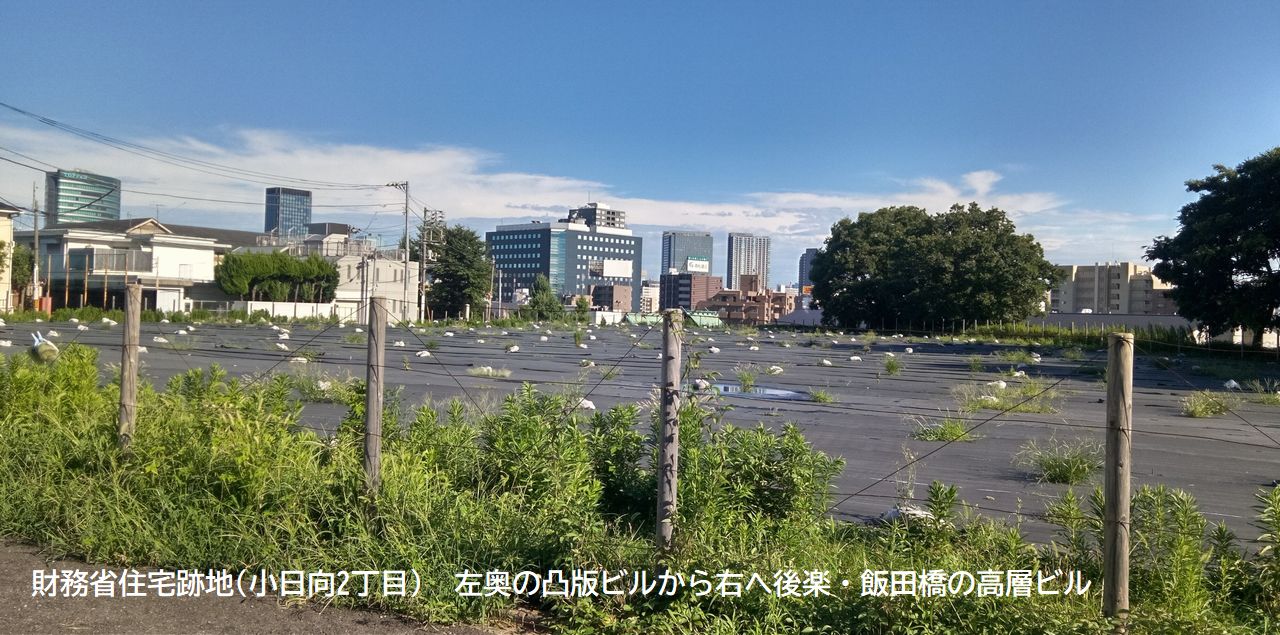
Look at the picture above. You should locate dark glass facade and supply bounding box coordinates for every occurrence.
[661,231,713,275]
[265,187,313,238]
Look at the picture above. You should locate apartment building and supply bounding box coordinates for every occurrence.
[1049,262,1178,315]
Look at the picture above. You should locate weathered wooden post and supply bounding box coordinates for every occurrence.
[1104,332,1134,627]
[657,309,683,551]
[364,296,387,494]
[117,283,142,450]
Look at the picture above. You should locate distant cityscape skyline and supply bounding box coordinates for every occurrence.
[5,3,1277,284]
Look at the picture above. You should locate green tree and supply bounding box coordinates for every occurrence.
[524,274,564,321]
[9,243,33,305]
[214,252,338,302]
[575,295,591,322]
[811,203,1058,328]
[425,225,491,319]
[1146,148,1280,346]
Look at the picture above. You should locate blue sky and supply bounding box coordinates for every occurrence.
[2,1,1278,284]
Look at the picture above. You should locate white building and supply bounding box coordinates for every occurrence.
[15,217,261,312]
[0,203,19,312]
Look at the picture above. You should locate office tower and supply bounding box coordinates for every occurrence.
[661,230,713,274]
[45,169,121,224]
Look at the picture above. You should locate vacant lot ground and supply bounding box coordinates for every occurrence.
[4,318,1278,544]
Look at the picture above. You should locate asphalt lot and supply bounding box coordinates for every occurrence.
[4,317,1278,544]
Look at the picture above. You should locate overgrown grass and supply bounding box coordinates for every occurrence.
[884,356,902,376]
[1062,347,1085,361]
[809,389,835,403]
[967,355,984,373]
[953,378,1060,413]
[1245,379,1280,406]
[734,364,757,391]
[1181,391,1242,418]
[908,413,977,442]
[1015,438,1103,484]
[1,346,1278,633]
[342,332,368,345]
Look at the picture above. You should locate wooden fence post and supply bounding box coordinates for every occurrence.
[1104,332,1134,627]
[364,296,387,494]
[657,309,683,552]
[117,283,142,450]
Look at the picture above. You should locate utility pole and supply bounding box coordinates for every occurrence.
[31,184,41,305]
[387,181,410,325]
[1104,332,1134,628]
[497,269,503,320]
[419,217,427,322]
[657,309,683,552]
[364,296,387,494]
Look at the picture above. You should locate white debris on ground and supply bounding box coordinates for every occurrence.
[276,343,290,351]
[539,335,549,342]
[849,356,862,362]
[986,380,1008,389]
[152,336,168,344]
[880,505,935,523]
[820,359,833,367]
[1224,379,1241,390]
[693,378,712,390]
[766,365,784,375]
[288,356,308,364]
[506,345,519,353]
[415,350,431,358]
[393,341,406,347]
[708,346,720,354]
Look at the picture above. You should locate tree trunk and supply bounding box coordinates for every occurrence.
[1252,326,1265,348]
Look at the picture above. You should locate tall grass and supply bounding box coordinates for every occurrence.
[0,346,1277,633]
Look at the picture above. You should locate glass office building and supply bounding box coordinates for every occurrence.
[486,206,643,311]
[661,231,713,274]
[45,170,121,224]
[265,187,313,238]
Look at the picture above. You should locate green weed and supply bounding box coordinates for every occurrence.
[1015,438,1102,484]
[1181,391,1241,418]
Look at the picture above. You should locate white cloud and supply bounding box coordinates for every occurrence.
[0,122,1174,283]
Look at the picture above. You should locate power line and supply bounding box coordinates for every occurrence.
[0,101,386,190]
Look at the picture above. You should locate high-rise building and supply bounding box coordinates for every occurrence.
[45,169,121,224]
[487,203,643,311]
[265,187,313,238]
[798,248,819,288]
[726,232,771,290]
[661,231,713,274]
[1049,262,1178,315]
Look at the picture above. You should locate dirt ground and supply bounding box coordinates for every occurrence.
[0,541,501,635]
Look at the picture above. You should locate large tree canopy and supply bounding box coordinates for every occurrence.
[214,252,338,302]
[1146,147,1280,346]
[811,203,1058,328]
[425,225,491,319]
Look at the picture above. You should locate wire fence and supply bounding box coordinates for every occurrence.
[7,305,1279,548]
